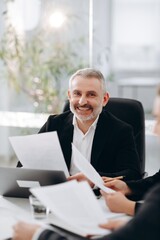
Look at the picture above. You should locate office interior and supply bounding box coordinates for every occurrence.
[0,0,160,176]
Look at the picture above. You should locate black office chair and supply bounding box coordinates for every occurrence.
[62,97,146,177]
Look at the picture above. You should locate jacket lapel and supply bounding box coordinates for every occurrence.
[91,111,112,168]
[58,111,113,171]
[57,113,73,170]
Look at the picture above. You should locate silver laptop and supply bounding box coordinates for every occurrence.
[0,167,67,198]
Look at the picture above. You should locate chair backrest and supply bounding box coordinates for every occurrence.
[62,97,145,175]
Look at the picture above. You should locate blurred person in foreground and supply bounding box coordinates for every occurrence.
[100,84,160,216]
[98,84,160,235]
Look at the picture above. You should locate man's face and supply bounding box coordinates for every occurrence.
[68,76,109,123]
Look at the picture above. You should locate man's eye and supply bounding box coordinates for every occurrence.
[73,92,80,96]
[88,93,96,97]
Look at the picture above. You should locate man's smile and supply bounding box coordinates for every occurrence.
[75,105,93,114]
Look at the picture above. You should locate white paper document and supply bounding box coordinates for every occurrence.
[0,209,17,240]
[9,132,69,177]
[31,180,110,237]
[16,180,40,188]
[72,144,115,193]
[0,196,32,239]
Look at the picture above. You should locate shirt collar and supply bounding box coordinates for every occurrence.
[72,114,99,130]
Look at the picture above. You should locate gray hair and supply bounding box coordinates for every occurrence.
[69,68,106,94]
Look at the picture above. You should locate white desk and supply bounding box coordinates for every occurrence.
[0,196,30,239]
[0,195,126,239]
[0,196,53,239]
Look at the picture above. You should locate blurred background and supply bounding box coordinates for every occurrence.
[0,0,160,175]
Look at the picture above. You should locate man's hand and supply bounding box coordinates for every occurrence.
[99,218,129,231]
[12,221,41,240]
[100,191,136,216]
[102,176,124,183]
[68,172,94,188]
[103,179,132,195]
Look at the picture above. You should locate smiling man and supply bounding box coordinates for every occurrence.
[18,68,141,182]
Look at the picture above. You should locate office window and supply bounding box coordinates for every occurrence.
[111,0,160,71]
[0,0,89,166]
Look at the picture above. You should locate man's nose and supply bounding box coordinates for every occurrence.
[78,95,87,105]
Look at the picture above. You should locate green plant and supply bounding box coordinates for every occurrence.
[0,6,86,113]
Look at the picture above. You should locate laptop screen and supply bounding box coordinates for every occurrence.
[0,167,67,198]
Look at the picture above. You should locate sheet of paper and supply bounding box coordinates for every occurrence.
[72,144,115,193]
[48,213,111,237]
[9,132,69,177]
[0,209,17,239]
[16,180,40,188]
[0,195,51,239]
[31,180,110,236]
[0,196,32,239]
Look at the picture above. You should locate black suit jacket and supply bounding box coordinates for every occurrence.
[127,169,160,198]
[105,183,160,240]
[37,110,141,180]
[38,184,160,240]
[126,170,160,211]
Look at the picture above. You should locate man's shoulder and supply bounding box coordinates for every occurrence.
[39,111,73,133]
[48,110,73,122]
[100,110,132,130]
[45,111,73,130]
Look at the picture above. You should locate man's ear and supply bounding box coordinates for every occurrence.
[103,92,110,106]
[68,90,71,100]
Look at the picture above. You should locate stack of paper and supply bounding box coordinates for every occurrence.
[31,180,110,237]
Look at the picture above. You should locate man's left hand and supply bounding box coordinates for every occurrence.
[12,221,40,240]
[68,173,94,188]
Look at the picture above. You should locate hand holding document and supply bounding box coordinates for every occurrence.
[9,132,69,177]
[72,144,115,193]
[102,176,125,183]
[31,180,110,237]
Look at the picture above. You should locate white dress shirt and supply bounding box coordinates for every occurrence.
[70,115,99,175]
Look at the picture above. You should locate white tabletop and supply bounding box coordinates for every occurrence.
[0,196,49,239]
